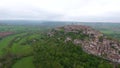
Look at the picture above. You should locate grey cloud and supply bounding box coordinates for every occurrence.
[0,8,120,22]
[0,8,64,20]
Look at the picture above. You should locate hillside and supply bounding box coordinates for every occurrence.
[0,24,120,68]
[48,25,120,63]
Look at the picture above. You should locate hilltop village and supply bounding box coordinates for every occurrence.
[48,25,120,63]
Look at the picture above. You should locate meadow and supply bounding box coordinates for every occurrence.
[0,23,44,68]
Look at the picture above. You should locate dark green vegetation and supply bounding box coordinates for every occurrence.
[33,31,113,68]
[0,21,120,68]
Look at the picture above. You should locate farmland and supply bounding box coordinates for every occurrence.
[0,22,44,68]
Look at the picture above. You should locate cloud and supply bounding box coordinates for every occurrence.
[0,0,120,22]
[0,7,64,20]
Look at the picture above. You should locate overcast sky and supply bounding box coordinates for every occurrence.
[0,0,120,22]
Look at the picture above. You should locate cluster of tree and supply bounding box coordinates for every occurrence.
[32,33,113,68]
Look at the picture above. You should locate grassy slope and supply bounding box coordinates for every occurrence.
[10,34,32,55]
[11,43,32,55]
[10,33,40,55]
[0,33,26,55]
[0,24,42,68]
[12,56,35,68]
[11,33,41,68]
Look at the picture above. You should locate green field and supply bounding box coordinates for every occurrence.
[0,24,43,68]
[0,33,27,55]
[12,56,35,68]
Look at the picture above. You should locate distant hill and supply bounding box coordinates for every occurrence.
[0,20,70,28]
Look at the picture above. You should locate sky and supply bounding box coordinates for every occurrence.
[0,0,120,22]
